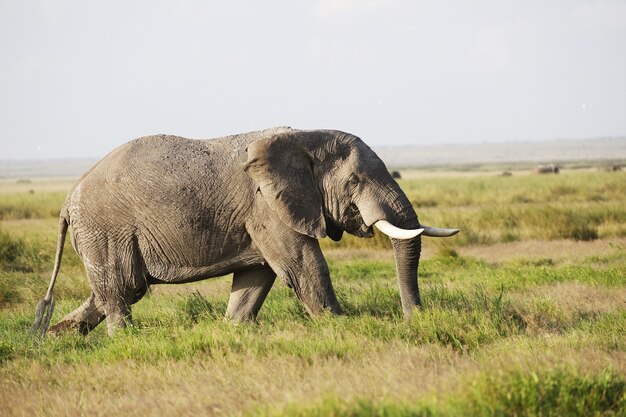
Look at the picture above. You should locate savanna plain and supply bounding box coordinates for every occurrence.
[1,167,625,416]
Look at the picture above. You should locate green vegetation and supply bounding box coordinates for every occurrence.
[1,171,625,416]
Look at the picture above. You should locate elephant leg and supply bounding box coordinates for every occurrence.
[89,252,145,336]
[48,293,105,336]
[226,266,276,322]
[247,219,341,316]
[103,298,132,336]
[100,270,142,336]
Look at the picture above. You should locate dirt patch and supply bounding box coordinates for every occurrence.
[325,237,626,264]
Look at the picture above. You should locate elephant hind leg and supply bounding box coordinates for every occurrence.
[91,252,148,336]
[226,266,276,322]
[100,269,147,336]
[103,298,132,336]
[48,293,105,336]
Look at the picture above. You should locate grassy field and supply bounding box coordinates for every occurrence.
[1,169,625,416]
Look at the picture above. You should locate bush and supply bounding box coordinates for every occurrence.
[561,222,598,241]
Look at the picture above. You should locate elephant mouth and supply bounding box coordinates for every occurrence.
[325,217,344,241]
[324,204,375,241]
[343,204,374,238]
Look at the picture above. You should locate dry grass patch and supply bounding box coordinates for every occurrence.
[0,178,76,194]
[539,282,626,316]
[0,344,464,417]
[458,237,626,264]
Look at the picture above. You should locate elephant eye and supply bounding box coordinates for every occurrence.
[348,175,360,187]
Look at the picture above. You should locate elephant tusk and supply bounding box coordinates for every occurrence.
[421,225,460,237]
[374,220,424,240]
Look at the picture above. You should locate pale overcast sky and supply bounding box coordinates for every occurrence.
[1,0,625,159]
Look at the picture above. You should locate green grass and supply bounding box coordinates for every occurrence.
[1,171,625,416]
[1,249,623,361]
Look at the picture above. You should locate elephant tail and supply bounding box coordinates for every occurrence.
[29,212,69,338]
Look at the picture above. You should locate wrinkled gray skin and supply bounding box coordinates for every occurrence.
[43,127,428,336]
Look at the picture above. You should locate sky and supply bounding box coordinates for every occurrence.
[1,0,625,159]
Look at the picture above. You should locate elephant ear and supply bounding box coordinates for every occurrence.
[244,133,327,239]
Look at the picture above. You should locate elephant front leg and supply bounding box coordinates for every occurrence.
[247,220,341,316]
[226,266,276,322]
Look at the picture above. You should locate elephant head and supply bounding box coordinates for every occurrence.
[244,129,458,318]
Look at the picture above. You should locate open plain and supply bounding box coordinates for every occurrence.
[1,162,625,416]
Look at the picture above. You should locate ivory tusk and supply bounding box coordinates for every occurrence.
[374,220,424,240]
[421,225,460,237]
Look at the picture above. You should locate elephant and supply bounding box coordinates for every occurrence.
[30,127,458,337]
[535,164,560,174]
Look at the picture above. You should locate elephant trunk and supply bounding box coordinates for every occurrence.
[389,208,422,318]
[392,236,422,317]
[356,183,424,319]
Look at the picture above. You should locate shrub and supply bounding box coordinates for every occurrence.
[561,222,598,241]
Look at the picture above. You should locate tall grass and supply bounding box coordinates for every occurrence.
[399,170,626,208]
[428,202,626,245]
[321,171,626,249]
[0,191,65,220]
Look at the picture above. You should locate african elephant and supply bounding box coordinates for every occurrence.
[31,127,458,337]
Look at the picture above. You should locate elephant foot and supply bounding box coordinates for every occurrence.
[48,294,107,336]
[224,314,257,324]
[48,319,92,336]
[104,302,133,336]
